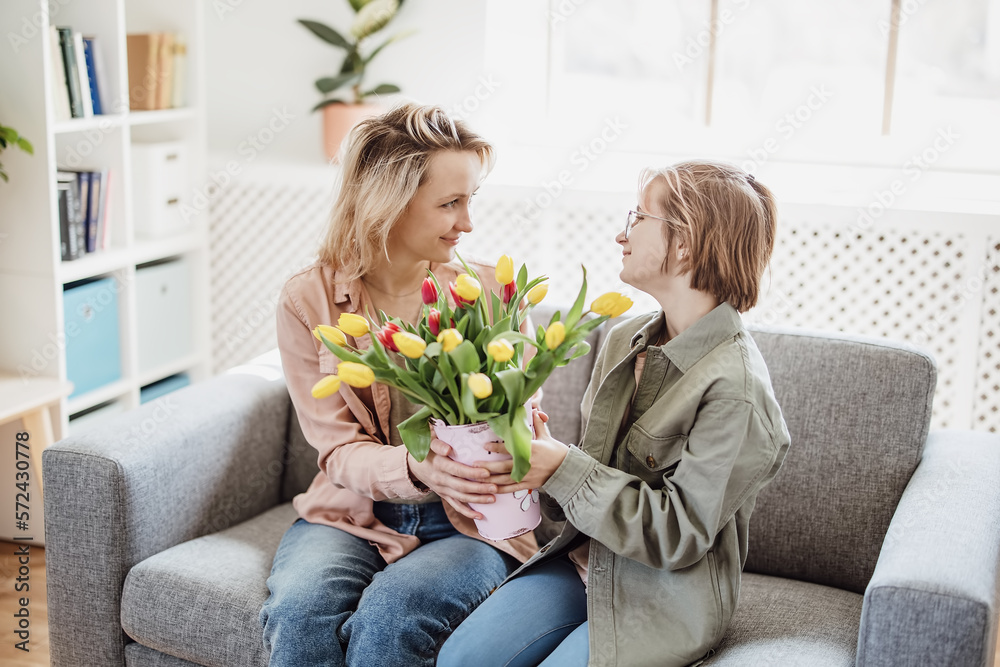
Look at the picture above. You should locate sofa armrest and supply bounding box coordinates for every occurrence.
[857,429,1000,667]
[42,367,291,667]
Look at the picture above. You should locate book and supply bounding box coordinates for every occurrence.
[100,169,112,250]
[82,37,103,114]
[72,31,94,117]
[171,35,187,108]
[87,170,105,253]
[155,32,175,110]
[57,185,70,260]
[57,28,84,118]
[48,25,72,122]
[126,33,161,111]
[57,170,83,260]
[90,37,112,116]
[76,172,91,254]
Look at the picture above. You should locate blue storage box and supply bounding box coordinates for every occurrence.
[64,277,122,399]
[140,372,191,404]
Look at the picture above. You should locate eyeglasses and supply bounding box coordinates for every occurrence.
[624,209,675,241]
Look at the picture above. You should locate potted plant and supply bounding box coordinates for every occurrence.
[0,124,33,183]
[310,255,633,540]
[299,0,412,160]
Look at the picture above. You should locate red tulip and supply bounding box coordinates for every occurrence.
[421,277,438,305]
[376,322,401,352]
[428,308,442,336]
[449,282,475,306]
[502,281,516,304]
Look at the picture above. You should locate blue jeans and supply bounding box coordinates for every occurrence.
[438,557,589,667]
[258,502,516,667]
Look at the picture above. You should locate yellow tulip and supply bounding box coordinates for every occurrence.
[313,325,346,347]
[336,362,375,388]
[455,274,482,302]
[437,328,464,352]
[545,321,566,349]
[487,339,515,363]
[311,375,342,398]
[392,331,427,359]
[337,313,370,337]
[468,373,493,399]
[609,294,634,318]
[495,255,514,286]
[527,283,548,305]
[590,292,632,315]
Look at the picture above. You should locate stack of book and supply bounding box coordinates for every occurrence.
[58,169,111,261]
[126,33,187,112]
[49,25,111,121]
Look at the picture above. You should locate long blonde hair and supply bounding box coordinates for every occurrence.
[319,103,496,280]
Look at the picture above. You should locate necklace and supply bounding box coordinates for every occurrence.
[362,279,425,325]
[360,278,422,298]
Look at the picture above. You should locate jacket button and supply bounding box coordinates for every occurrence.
[646,455,656,468]
[539,545,549,553]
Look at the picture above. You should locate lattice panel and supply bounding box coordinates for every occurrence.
[208,176,995,433]
[744,225,973,430]
[209,182,331,374]
[973,238,1000,432]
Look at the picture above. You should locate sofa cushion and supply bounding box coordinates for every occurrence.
[125,643,202,666]
[121,503,297,667]
[703,573,863,665]
[744,326,936,594]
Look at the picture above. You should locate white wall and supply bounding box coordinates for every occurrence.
[205,0,492,163]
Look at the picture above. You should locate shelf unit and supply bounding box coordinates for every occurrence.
[0,0,209,441]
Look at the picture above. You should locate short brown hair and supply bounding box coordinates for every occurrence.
[640,160,777,312]
[318,103,495,280]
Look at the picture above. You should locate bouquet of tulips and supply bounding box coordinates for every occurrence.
[310,255,633,482]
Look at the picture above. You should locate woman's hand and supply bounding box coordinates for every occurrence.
[477,408,567,492]
[407,438,498,520]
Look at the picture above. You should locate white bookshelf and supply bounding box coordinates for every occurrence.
[0,0,209,440]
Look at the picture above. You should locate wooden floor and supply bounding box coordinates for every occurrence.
[0,545,997,667]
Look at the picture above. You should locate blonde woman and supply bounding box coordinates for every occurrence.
[439,161,792,666]
[259,104,537,666]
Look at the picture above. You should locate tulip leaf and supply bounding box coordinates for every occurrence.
[450,340,480,374]
[516,263,528,291]
[299,20,352,50]
[487,415,514,459]
[507,405,534,482]
[495,368,526,411]
[566,341,591,362]
[564,265,589,330]
[495,331,540,350]
[424,342,441,358]
[398,406,433,461]
[490,289,501,325]
[328,342,363,364]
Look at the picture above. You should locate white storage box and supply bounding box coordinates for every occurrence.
[131,141,191,239]
[135,257,195,374]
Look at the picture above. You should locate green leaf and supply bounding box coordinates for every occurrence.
[508,405,534,482]
[398,406,433,461]
[487,415,513,457]
[350,0,399,41]
[15,137,33,155]
[495,368,526,411]
[516,263,528,291]
[362,29,416,65]
[347,0,368,12]
[566,340,591,362]
[316,71,362,94]
[311,98,346,112]
[424,341,442,358]
[564,265,589,329]
[449,340,480,374]
[495,330,540,350]
[298,19,353,49]
[362,83,400,97]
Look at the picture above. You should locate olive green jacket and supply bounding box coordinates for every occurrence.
[518,303,791,666]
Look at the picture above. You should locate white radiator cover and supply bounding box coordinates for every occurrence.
[209,170,999,434]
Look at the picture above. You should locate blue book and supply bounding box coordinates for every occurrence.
[82,37,103,114]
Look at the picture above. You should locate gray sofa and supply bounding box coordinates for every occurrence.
[44,307,1000,666]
